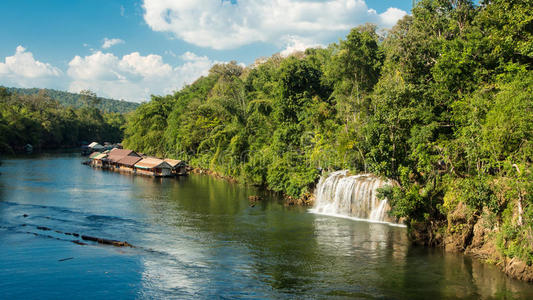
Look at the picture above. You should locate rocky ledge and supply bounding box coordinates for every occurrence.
[411,202,533,283]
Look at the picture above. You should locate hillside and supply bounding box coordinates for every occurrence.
[4,87,139,113]
[0,86,125,153]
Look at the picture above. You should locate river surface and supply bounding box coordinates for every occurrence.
[0,153,532,299]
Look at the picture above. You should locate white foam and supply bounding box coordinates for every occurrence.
[308,209,407,227]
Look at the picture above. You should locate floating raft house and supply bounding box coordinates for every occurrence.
[86,147,187,177]
[135,157,173,177]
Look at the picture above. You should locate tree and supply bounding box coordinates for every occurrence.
[80,89,101,107]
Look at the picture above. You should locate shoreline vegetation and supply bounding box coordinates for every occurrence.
[121,0,532,282]
[190,166,315,206]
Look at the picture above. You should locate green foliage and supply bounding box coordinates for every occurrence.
[477,0,533,65]
[122,0,532,264]
[4,87,138,113]
[122,94,175,156]
[0,89,125,153]
[460,176,499,212]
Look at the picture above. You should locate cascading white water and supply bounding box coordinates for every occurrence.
[310,170,397,224]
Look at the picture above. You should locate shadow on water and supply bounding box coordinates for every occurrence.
[0,154,532,299]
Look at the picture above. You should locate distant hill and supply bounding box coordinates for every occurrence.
[4,87,139,113]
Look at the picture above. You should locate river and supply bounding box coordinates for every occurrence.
[0,153,531,299]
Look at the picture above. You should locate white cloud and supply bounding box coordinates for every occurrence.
[280,36,324,57]
[378,7,407,28]
[0,46,62,88]
[0,46,222,102]
[67,51,216,101]
[102,38,125,49]
[142,0,407,50]
[181,51,204,62]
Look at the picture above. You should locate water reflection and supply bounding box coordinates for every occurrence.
[0,154,532,299]
[313,216,409,256]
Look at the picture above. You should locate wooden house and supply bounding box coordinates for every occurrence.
[89,151,102,159]
[116,155,143,173]
[83,147,188,177]
[107,148,141,169]
[164,159,188,176]
[134,157,173,177]
[91,153,108,168]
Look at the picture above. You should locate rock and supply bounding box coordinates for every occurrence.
[284,193,315,207]
[248,195,262,207]
[410,220,444,247]
[504,257,533,282]
[441,204,533,283]
[248,195,262,202]
[444,202,478,252]
[464,210,499,260]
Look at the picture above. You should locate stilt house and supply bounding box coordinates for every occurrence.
[134,157,173,177]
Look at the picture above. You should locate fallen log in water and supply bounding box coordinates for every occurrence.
[58,257,74,262]
[81,235,133,247]
[33,224,133,248]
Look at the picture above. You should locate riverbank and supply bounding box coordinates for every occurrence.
[191,166,315,206]
[191,164,533,283]
[410,201,533,283]
[190,167,238,183]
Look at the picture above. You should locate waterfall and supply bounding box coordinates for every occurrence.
[310,170,399,224]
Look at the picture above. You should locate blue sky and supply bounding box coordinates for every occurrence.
[0,0,413,102]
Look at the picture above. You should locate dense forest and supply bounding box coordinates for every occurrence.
[0,87,125,153]
[5,87,139,113]
[123,0,531,269]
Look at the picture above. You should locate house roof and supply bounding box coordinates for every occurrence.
[89,152,102,159]
[135,157,172,169]
[164,159,184,168]
[109,148,139,157]
[88,142,104,149]
[116,155,142,167]
[94,153,108,160]
[107,148,140,163]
